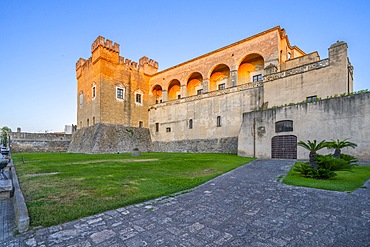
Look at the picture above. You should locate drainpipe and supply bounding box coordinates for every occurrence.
[253,117,256,158]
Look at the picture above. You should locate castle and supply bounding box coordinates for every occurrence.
[72,26,369,160]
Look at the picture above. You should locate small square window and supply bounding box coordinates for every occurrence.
[253,74,262,82]
[166,127,171,132]
[116,87,125,100]
[218,83,225,90]
[197,89,203,95]
[177,94,181,99]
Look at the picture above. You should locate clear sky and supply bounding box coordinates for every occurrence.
[1,0,369,133]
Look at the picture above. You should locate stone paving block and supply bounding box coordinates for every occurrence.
[4,160,369,246]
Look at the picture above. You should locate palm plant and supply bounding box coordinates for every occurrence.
[297,140,327,169]
[326,139,357,158]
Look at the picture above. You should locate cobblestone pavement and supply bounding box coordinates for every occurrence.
[7,160,370,246]
[0,199,17,244]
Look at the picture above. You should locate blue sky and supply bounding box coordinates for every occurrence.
[1,0,369,133]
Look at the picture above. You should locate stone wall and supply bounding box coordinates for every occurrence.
[10,132,72,153]
[238,92,370,161]
[68,123,152,154]
[152,137,238,153]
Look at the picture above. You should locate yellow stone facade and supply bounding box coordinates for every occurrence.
[76,26,353,146]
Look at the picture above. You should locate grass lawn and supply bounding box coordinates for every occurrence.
[282,162,370,192]
[12,152,254,227]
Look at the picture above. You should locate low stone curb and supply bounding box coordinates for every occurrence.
[9,160,30,233]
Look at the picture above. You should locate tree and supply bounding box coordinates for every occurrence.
[326,139,357,158]
[297,140,327,170]
[1,126,11,147]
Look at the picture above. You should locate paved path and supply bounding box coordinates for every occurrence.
[0,199,17,244]
[6,160,370,246]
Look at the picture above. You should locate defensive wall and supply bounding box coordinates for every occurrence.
[238,92,370,161]
[68,123,151,154]
[9,132,72,153]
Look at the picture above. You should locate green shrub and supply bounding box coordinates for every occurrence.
[340,154,358,165]
[294,162,337,179]
[316,155,354,171]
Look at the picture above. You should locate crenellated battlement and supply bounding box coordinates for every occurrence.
[76,58,86,70]
[91,36,120,53]
[139,56,159,69]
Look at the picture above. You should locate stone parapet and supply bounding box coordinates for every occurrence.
[264,58,329,82]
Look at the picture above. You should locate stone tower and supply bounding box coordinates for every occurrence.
[76,36,158,129]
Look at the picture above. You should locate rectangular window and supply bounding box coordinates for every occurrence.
[93,117,95,125]
[155,123,159,132]
[166,127,171,132]
[217,116,221,127]
[253,74,262,82]
[189,119,193,129]
[116,88,124,99]
[136,93,142,103]
[275,120,293,133]
[197,89,203,95]
[218,83,225,90]
[306,95,317,102]
[139,121,143,128]
[177,94,181,99]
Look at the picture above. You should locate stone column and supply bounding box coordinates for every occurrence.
[162,90,168,102]
[202,79,209,93]
[181,85,187,98]
[230,70,238,87]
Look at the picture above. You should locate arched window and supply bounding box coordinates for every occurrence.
[217,116,221,127]
[189,119,193,129]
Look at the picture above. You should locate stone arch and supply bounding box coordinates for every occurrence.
[151,84,163,104]
[168,79,181,101]
[238,53,264,85]
[186,72,203,96]
[209,64,230,92]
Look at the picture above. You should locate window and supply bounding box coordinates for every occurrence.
[93,117,95,125]
[116,87,125,100]
[275,120,293,133]
[92,85,96,99]
[135,92,143,104]
[155,123,159,132]
[166,127,171,132]
[217,116,221,127]
[139,121,143,128]
[287,52,291,60]
[177,94,181,99]
[218,83,225,90]
[197,89,203,95]
[306,95,317,102]
[253,74,263,82]
[87,119,89,127]
[189,119,193,129]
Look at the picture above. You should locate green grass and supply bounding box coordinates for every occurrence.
[282,162,370,192]
[12,152,254,227]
